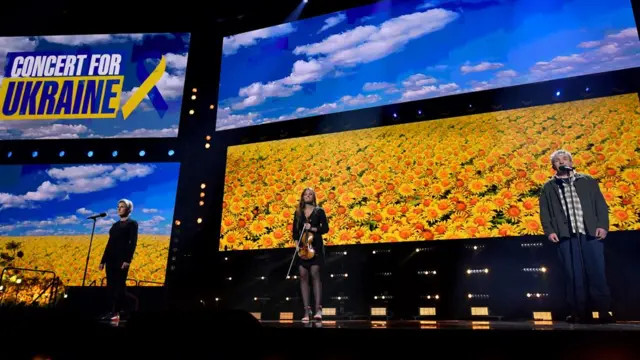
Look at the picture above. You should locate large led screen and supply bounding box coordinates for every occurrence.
[0,162,180,286]
[220,93,640,250]
[217,0,640,131]
[0,32,190,139]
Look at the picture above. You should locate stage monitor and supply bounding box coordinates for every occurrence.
[0,162,180,286]
[0,32,190,139]
[219,93,640,250]
[216,0,640,131]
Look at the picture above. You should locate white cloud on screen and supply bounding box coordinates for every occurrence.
[40,33,144,46]
[221,8,459,125]
[0,164,155,210]
[460,61,504,74]
[529,27,640,80]
[318,13,347,34]
[77,208,94,215]
[223,23,296,55]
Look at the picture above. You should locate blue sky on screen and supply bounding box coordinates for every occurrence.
[0,33,190,139]
[217,0,640,130]
[0,163,180,236]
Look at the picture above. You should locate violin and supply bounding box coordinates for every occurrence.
[297,221,315,260]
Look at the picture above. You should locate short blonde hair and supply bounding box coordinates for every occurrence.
[118,199,134,213]
[550,149,572,165]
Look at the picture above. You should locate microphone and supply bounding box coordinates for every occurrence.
[559,165,574,172]
[87,212,107,220]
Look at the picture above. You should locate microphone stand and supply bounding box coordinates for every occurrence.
[82,217,97,287]
[567,170,590,316]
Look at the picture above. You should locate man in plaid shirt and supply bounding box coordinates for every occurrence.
[539,150,613,324]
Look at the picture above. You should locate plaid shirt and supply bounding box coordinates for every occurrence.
[554,174,586,235]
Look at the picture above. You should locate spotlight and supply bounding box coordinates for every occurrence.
[197,218,202,224]
[555,91,561,96]
[585,87,590,92]
[209,104,215,110]
[201,183,206,189]
[87,151,94,158]
[112,151,118,158]
[418,110,422,115]
[189,110,195,115]
[139,150,146,157]
[168,150,175,156]
[32,151,38,158]
[191,95,197,100]
[393,113,397,118]
[192,88,197,93]
[304,0,308,3]
[205,143,211,149]
[7,151,12,158]
[469,104,472,108]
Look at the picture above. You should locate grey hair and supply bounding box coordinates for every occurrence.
[550,149,572,165]
[118,199,134,213]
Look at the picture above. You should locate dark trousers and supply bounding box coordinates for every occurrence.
[105,262,135,313]
[557,233,611,316]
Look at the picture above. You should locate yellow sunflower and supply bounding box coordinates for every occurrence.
[520,197,539,214]
[381,205,401,220]
[471,200,495,216]
[468,179,487,194]
[504,204,524,221]
[249,220,268,237]
[518,216,544,235]
[349,206,369,222]
[610,206,638,227]
[497,223,518,237]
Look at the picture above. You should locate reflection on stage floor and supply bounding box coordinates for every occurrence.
[260,319,640,331]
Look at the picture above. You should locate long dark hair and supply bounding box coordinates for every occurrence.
[295,187,317,220]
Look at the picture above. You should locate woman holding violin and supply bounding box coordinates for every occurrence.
[292,187,329,321]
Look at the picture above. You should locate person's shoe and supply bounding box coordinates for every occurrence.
[313,308,322,321]
[301,307,312,322]
[596,313,616,324]
[566,315,581,324]
[110,312,120,322]
[99,312,115,321]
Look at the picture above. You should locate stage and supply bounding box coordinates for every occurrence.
[259,319,640,331]
[3,308,640,359]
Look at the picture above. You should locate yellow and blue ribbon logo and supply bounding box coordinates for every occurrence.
[121,55,168,119]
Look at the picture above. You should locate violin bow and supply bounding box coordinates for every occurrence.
[286,223,306,279]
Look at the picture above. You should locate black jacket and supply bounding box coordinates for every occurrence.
[538,173,609,239]
[292,206,329,246]
[101,218,138,264]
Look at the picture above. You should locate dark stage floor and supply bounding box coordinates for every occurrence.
[5,309,640,359]
[260,319,640,331]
